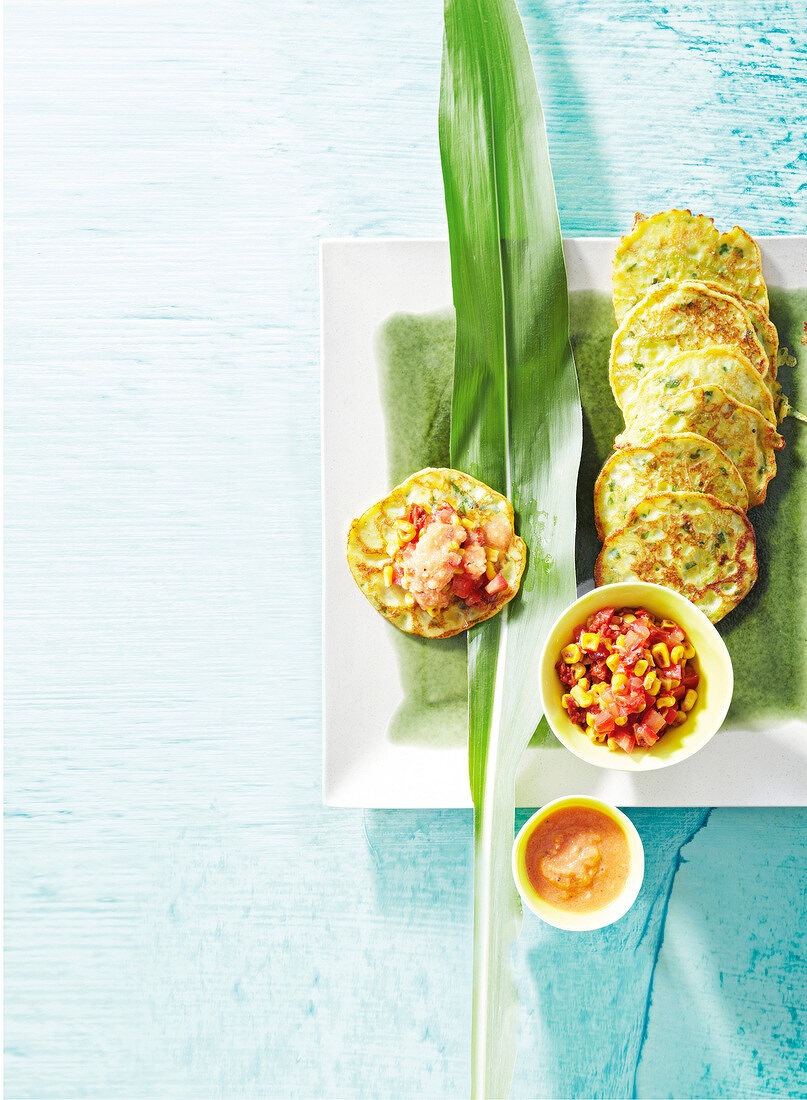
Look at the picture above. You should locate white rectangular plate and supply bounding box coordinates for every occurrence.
[322,237,807,807]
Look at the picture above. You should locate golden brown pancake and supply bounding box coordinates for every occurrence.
[594,433,748,539]
[594,491,757,622]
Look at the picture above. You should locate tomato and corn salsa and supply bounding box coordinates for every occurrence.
[554,606,700,754]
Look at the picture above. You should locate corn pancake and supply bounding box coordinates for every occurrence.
[593,433,748,540]
[612,210,768,322]
[617,384,784,507]
[347,467,526,638]
[623,346,776,426]
[695,282,778,376]
[609,282,770,414]
[594,491,757,622]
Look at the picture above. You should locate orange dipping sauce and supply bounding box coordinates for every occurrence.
[524,805,631,914]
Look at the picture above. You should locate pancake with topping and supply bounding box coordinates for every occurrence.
[347,467,526,638]
[594,491,758,622]
[612,210,768,322]
[609,281,770,414]
[622,346,776,426]
[594,433,748,540]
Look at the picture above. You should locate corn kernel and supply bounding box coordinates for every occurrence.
[485,561,496,581]
[622,613,637,623]
[633,658,648,677]
[661,677,675,692]
[651,642,671,667]
[580,631,600,651]
[486,547,500,563]
[586,711,596,726]
[657,695,676,709]
[570,684,593,707]
[572,662,587,681]
[403,593,415,607]
[683,644,696,659]
[383,564,393,587]
[607,737,619,752]
[561,693,573,710]
[670,644,685,664]
[643,648,654,664]
[673,710,687,726]
[591,682,606,696]
[612,672,628,693]
[562,643,582,664]
[661,618,676,629]
[648,679,662,696]
[614,634,627,650]
[577,678,591,692]
[614,715,628,727]
[601,637,613,652]
[643,671,658,692]
[398,521,415,542]
[461,517,475,530]
[682,689,698,712]
[606,653,621,673]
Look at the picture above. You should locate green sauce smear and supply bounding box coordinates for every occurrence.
[376,289,806,742]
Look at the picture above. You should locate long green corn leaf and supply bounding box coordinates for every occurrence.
[439,0,582,1095]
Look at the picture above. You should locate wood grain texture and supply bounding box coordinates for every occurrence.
[4,0,807,1096]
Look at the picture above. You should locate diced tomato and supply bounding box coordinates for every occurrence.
[566,701,585,726]
[593,710,615,735]
[628,691,648,713]
[625,621,651,647]
[667,627,685,644]
[629,676,644,692]
[572,625,583,642]
[612,732,636,754]
[589,659,609,682]
[588,607,615,632]
[555,659,577,687]
[391,565,404,585]
[682,666,700,689]
[408,504,428,532]
[635,723,660,748]
[643,708,667,735]
[434,502,457,524]
[453,573,489,606]
[662,707,677,724]
[665,663,683,682]
[485,573,508,596]
[672,684,686,701]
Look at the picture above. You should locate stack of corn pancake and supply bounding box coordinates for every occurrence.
[593,210,784,622]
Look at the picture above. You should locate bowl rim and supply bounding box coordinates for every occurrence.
[538,581,734,771]
[512,795,645,931]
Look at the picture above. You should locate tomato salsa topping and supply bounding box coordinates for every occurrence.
[555,606,700,754]
[389,501,513,612]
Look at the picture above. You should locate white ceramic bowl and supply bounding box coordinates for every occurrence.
[512,795,645,931]
[538,581,733,771]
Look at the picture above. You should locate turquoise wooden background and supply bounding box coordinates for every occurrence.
[5,0,806,1096]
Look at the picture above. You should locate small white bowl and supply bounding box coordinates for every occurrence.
[512,796,645,931]
[539,581,733,771]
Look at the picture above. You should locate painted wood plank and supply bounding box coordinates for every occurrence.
[5,0,806,1096]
